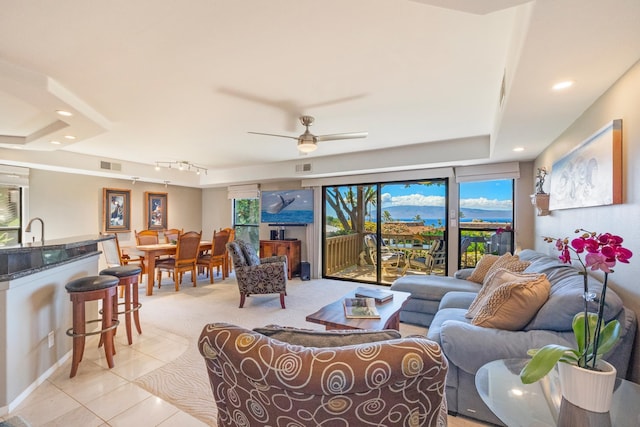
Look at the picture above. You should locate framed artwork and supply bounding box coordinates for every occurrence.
[103,188,131,232]
[549,119,622,211]
[145,192,168,230]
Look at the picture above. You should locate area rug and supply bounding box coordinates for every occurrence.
[134,276,426,426]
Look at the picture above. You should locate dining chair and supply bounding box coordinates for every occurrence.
[162,228,183,244]
[221,227,235,277]
[135,229,159,245]
[100,232,144,278]
[197,229,230,283]
[155,231,202,291]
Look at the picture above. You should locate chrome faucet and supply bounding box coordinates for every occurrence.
[25,217,45,243]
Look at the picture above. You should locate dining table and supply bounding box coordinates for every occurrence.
[127,240,212,295]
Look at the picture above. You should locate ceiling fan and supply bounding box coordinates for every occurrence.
[248,115,367,153]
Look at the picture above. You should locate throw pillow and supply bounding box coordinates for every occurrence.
[465,267,520,319]
[482,253,530,286]
[253,325,401,347]
[471,272,551,330]
[238,240,260,266]
[467,254,500,283]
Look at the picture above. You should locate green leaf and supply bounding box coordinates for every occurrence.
[595,320,621,356]
[519,344,577,384]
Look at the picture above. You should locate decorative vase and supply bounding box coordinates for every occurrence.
[557,360,616,413]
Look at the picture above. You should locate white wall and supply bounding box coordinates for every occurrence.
[201,187,232,240]
[27,170,203,248]
[534,59,640,382]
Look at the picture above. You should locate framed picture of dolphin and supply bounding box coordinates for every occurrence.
[260,189,314,224]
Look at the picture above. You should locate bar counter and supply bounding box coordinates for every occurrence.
[0,234,113,283]
[0,234,111,413]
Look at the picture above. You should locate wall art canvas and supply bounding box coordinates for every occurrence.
[145,192,168,230]
[260,189,314,224]
[549,119,622,210]
[103,188,131,232]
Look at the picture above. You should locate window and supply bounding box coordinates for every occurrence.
[233,198,259,251]
[458,179,514,268]
[0,186,21,246]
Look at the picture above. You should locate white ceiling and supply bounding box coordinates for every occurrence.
[0,0,639,187]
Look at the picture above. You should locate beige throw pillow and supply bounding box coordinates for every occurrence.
[470,271,550,330]
[482,253,530,286]
[467,254,500,283]
[465,268,521,319]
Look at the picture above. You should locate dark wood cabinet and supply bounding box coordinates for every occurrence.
[259,239,301,279]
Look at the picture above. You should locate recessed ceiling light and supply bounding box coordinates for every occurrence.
[513,147,524,152]
[56,110,73,117]
[552,81,574,91]
[50,140,61,145]
[64,135,76,140]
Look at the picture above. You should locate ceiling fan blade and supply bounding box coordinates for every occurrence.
[316,132,368,142]
[248,131,298,140]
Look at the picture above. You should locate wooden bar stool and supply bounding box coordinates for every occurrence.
[65,275,120,378]
[99,265,143,345]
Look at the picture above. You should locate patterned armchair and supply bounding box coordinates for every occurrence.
[198,323,449,427]
[226,240,288,308]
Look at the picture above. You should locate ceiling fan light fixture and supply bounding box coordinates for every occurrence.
[298,141,317,153]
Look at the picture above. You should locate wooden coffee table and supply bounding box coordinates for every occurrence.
[306,289,411,331]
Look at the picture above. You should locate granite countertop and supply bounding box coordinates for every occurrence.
[0,234,113,281]
[0,234,113,253]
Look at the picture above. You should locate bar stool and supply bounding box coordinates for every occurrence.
[99,265,143,345]
[65,275,120,378]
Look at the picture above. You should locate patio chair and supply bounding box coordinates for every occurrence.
[363,234,404,277]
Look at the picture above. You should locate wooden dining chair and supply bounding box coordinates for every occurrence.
[221,227,235,277]
[101,232,145,278]
[197,229,231,283]
[162,228,183,244]
[156,231,202,291]
[135,229,159,245]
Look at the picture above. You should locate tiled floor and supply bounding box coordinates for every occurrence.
[1,324,207,427]
[1,285,488,427]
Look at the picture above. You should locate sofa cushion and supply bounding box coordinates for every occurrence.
[467,254,499,283]
[520,249,625,331]
[253,325,401,347]
[391,275,480,301]
[470,271,551,330]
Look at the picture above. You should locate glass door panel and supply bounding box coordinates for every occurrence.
[324,184,378,283]
[323,180,447,285]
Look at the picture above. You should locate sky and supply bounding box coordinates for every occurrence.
[380,179,513,211]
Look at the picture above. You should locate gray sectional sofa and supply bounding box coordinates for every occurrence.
[390,249,637,426]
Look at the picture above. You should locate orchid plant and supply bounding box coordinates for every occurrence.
[520,229,633,384]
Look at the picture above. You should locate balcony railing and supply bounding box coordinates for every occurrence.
[325,233,363,275]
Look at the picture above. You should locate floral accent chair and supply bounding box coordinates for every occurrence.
[198,323,449,427]
[226,240,288,308]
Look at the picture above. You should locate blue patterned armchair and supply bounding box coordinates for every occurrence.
[226,240,288,308]
[198,323,449,427]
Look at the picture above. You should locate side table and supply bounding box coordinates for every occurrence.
[475,358,640,427]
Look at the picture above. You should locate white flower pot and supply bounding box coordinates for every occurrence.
[557,360,616,413]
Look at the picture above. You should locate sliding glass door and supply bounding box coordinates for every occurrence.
[323,179,447,285]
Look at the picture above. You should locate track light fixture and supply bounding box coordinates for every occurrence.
[154,160,207,175]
